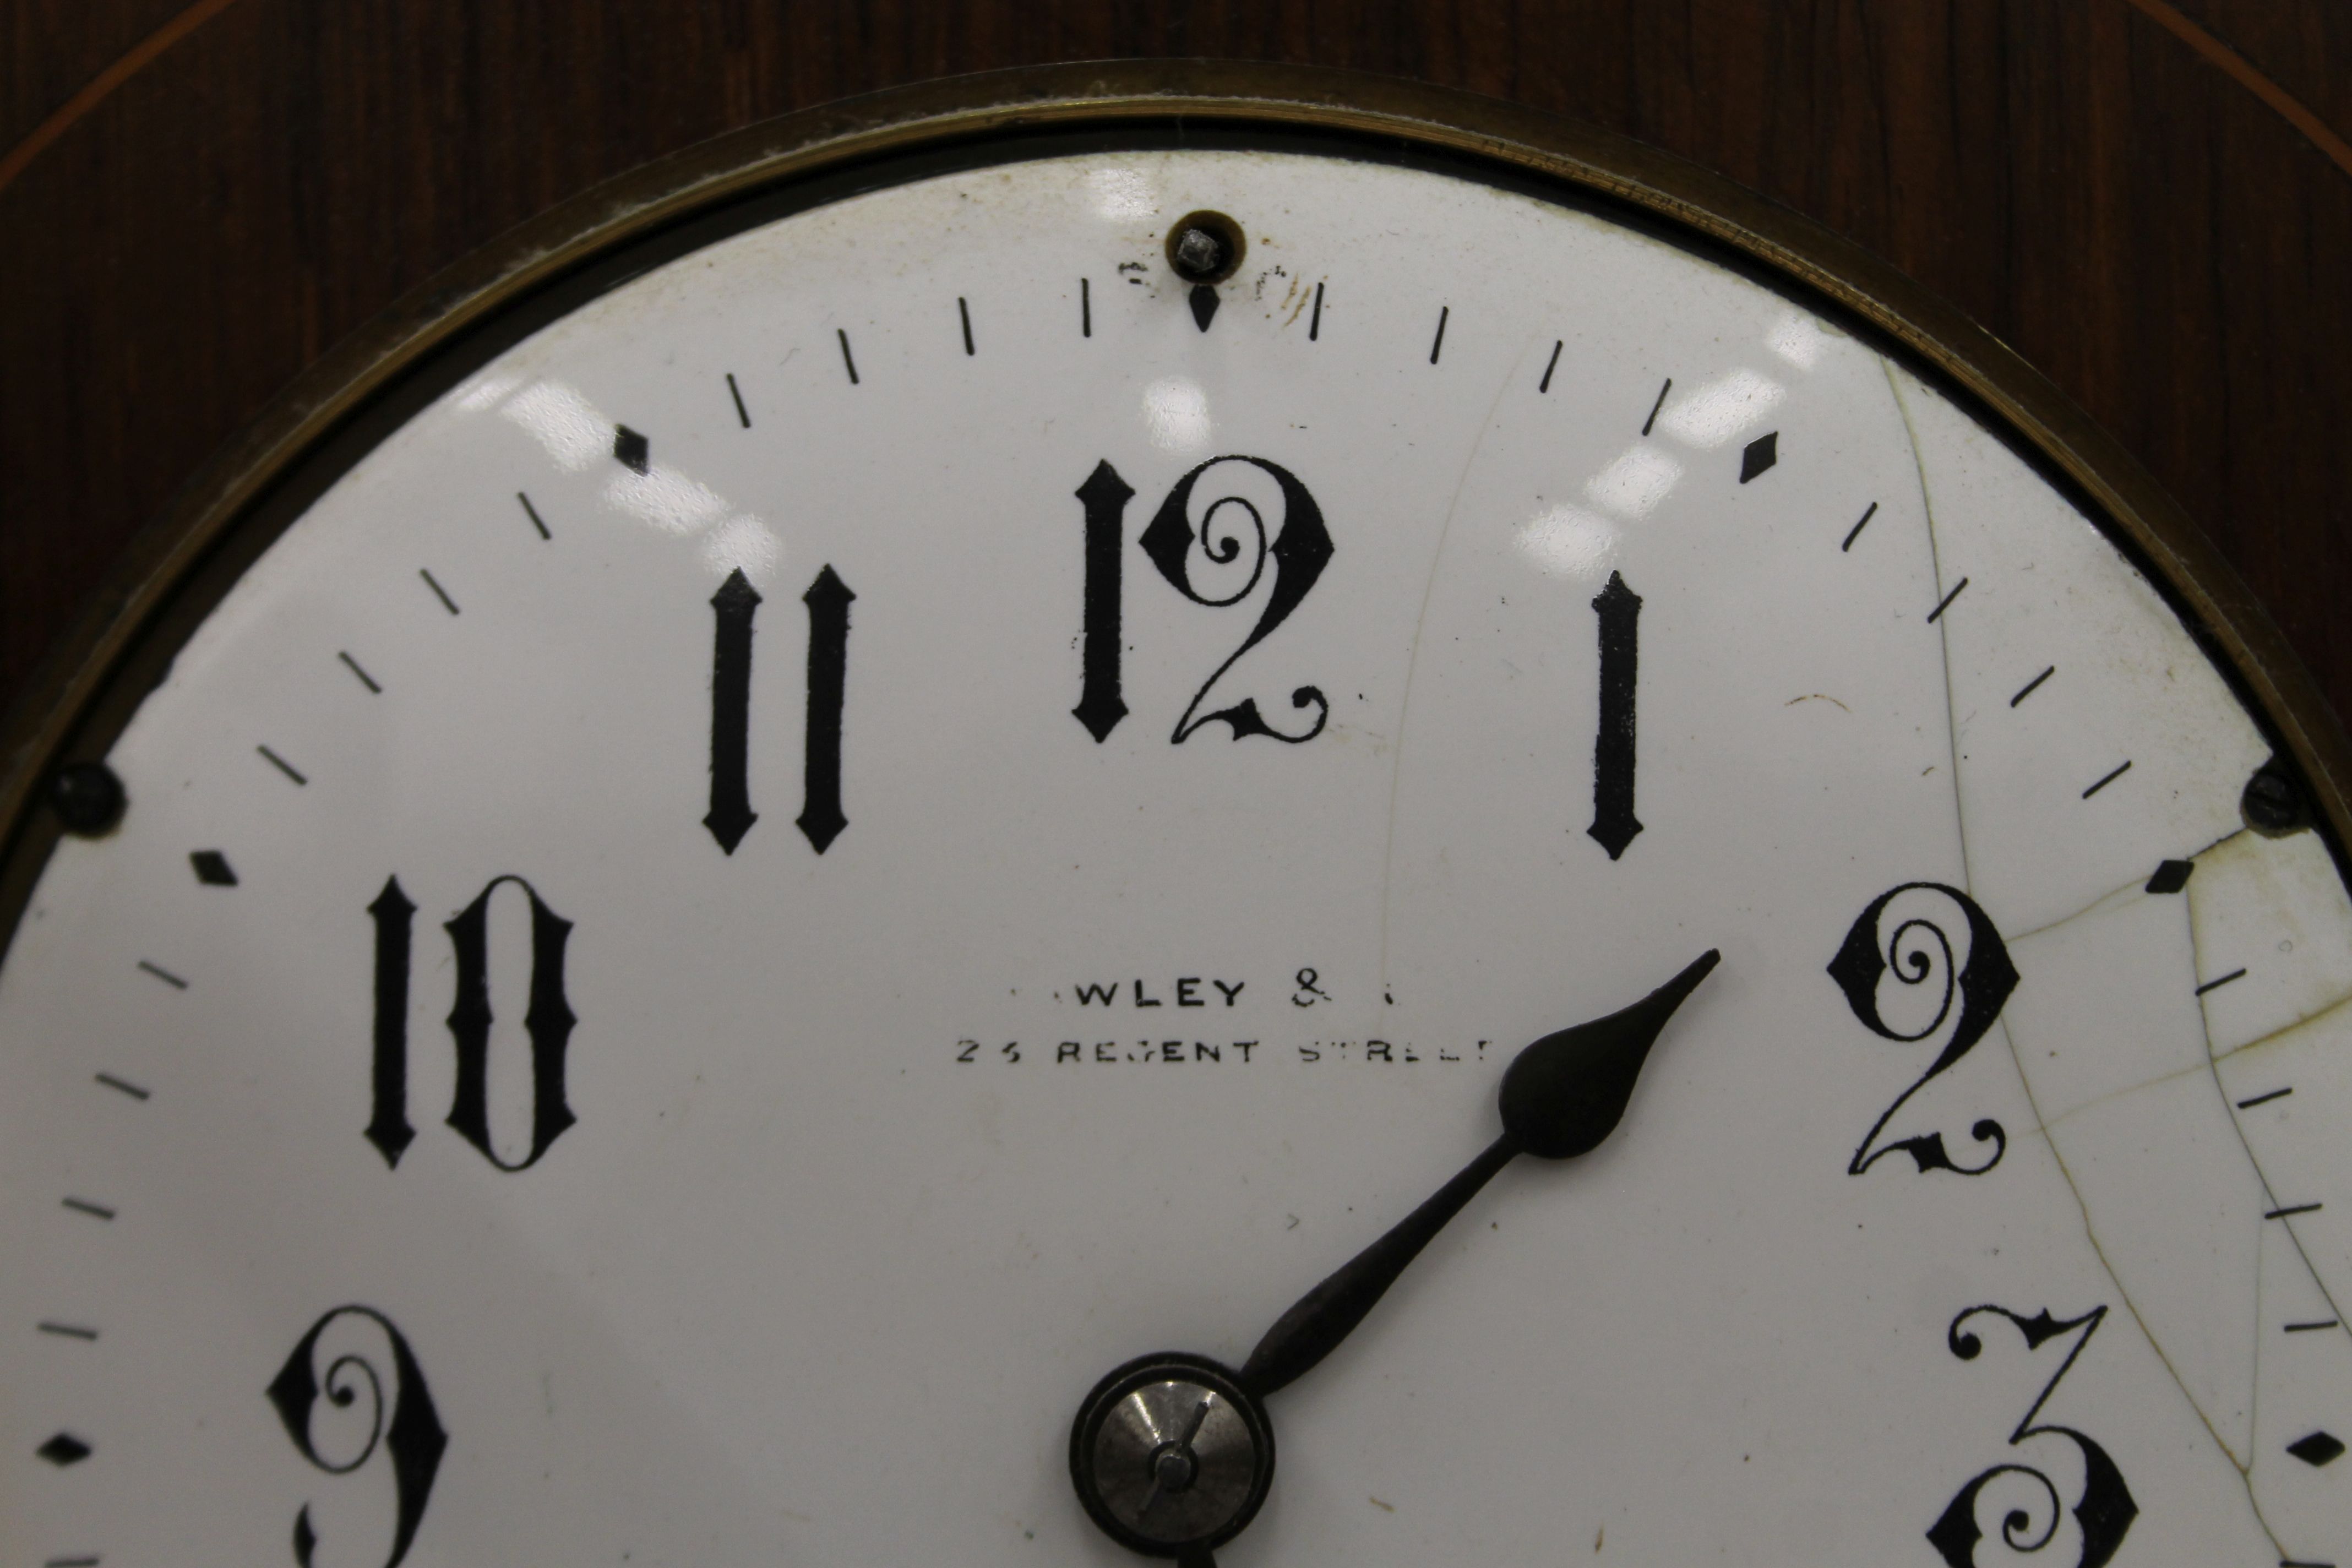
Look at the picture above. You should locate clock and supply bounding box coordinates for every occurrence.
[2,65,2348,1567]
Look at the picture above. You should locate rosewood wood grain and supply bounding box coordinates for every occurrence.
[3,1,2348,754]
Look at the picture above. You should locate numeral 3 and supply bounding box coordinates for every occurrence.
[1928,1304,2137,1567]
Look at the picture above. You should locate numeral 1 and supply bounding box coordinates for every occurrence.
[1588,570,1643,859]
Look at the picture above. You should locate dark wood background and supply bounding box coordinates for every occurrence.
[5,1,2349,743]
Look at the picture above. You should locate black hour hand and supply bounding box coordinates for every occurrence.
[1237,949,1720,1401]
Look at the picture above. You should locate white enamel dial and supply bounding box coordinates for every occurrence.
[3,141,2349,1568]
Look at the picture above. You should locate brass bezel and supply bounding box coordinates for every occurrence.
[4,59,2346,949]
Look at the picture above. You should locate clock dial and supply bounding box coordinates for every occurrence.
[3,134,2349,1568]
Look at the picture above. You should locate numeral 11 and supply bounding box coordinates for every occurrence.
[704,564,855,855]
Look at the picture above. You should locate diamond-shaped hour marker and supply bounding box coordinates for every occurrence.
[190,849,237,886]
[1739,431,1779,483]
[2287,1430,2345,1467]
[613,424,650,475]
[37,1432,91,1467]
[2144,858,2193,895]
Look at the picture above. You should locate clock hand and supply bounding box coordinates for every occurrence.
[1236,948,1720,1401]
[1068,950,1718,1564]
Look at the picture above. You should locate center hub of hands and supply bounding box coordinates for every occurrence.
[1070,1354,1275,1558]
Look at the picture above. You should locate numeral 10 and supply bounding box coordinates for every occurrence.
[366,875,578,1172]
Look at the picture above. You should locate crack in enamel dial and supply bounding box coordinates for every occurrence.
[1,134,2348,1568]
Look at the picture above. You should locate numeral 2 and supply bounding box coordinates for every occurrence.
[1074,455,1333,744]
[704,564,854,856]
[1830,881,2017,1177]
[367,875,578,1172]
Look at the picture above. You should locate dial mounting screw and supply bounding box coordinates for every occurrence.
[2243,756,2310,835]
[1164,211,1245,286]
[47,760,126,836]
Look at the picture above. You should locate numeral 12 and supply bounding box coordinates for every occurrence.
[1072,455,1333,745]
